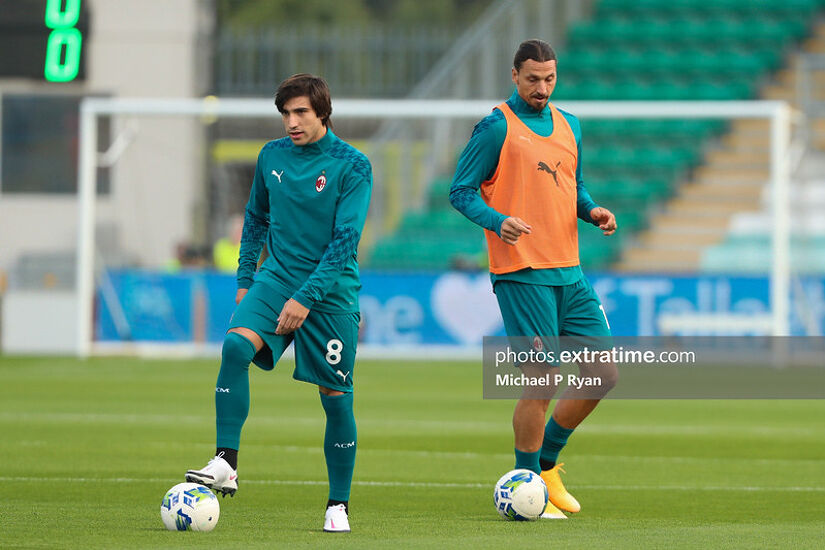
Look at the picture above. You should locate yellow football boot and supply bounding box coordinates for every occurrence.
[540,499,568,519]
[540,463,580,513]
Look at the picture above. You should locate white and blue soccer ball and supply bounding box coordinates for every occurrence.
[493,469,549,521]
[160,482,220,532]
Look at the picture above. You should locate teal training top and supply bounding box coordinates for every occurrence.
[450,89,601,286]
[237,130,372,314]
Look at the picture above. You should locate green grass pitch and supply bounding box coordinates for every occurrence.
[1,355,824,548]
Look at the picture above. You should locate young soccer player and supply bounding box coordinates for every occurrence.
[185,73,372,533]
[450,40,619,518]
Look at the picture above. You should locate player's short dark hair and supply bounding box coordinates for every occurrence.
[513,39,557,71]
[275,73,333,128]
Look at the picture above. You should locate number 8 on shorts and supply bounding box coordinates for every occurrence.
[326,339,343,365]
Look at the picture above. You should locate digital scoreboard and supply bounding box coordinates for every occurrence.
[0,0,89,82]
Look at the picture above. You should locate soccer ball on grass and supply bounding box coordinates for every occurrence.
[493,469,548,521]
[160,482,220,532]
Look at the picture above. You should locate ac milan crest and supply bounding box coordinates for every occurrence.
[315,171,327,192]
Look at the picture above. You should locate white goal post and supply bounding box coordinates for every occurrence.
[75,98,792,357]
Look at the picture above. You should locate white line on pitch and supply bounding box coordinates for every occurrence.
[2,412,823,437]
[0,476,822,492]
[230,444,825,466]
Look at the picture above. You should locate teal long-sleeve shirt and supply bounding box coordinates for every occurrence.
[450,90,600,286]
[237,130,372,314]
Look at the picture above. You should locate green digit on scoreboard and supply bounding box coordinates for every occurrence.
[44,0,83,82]
[45,0,81,28]
[45,28,82,82]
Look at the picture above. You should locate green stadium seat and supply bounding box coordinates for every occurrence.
[600,0,820,18]
[552,80,583,100]
[369,234,487,271]
[568,21,614,46]
[615,209,647,232]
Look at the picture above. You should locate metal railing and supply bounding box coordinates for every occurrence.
[215,25,455,97]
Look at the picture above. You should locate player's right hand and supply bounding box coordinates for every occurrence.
[235,288,248,304]
[500,217,532,245]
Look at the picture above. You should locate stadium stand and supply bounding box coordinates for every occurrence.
[365,0,825,273]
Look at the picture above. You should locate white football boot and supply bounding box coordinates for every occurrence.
[323,503,351,533]
[185,453,238,497]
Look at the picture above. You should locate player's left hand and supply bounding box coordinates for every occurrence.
[590,207,617,236]
[276,299,310,334]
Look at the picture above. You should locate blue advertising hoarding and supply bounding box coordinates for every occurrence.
[97,270,825,344]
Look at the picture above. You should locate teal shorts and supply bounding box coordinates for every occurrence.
[228,281,359,393]
[494,277,612,362]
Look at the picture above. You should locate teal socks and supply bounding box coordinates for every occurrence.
[515,417,575,475]
[514,448,541,475]
[320,392,357,502]
[215,332,255,450]
[540,416,574,470]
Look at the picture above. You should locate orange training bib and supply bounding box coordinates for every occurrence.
[480,102,580,274]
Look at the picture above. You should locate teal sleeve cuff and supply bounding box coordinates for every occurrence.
[494,213,508,237]
[576,183,600,225]
[290,290,315,309]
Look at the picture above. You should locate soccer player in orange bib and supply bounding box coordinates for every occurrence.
[450,39,619,518]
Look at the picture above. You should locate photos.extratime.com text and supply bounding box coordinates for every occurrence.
[493,346,696,368]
